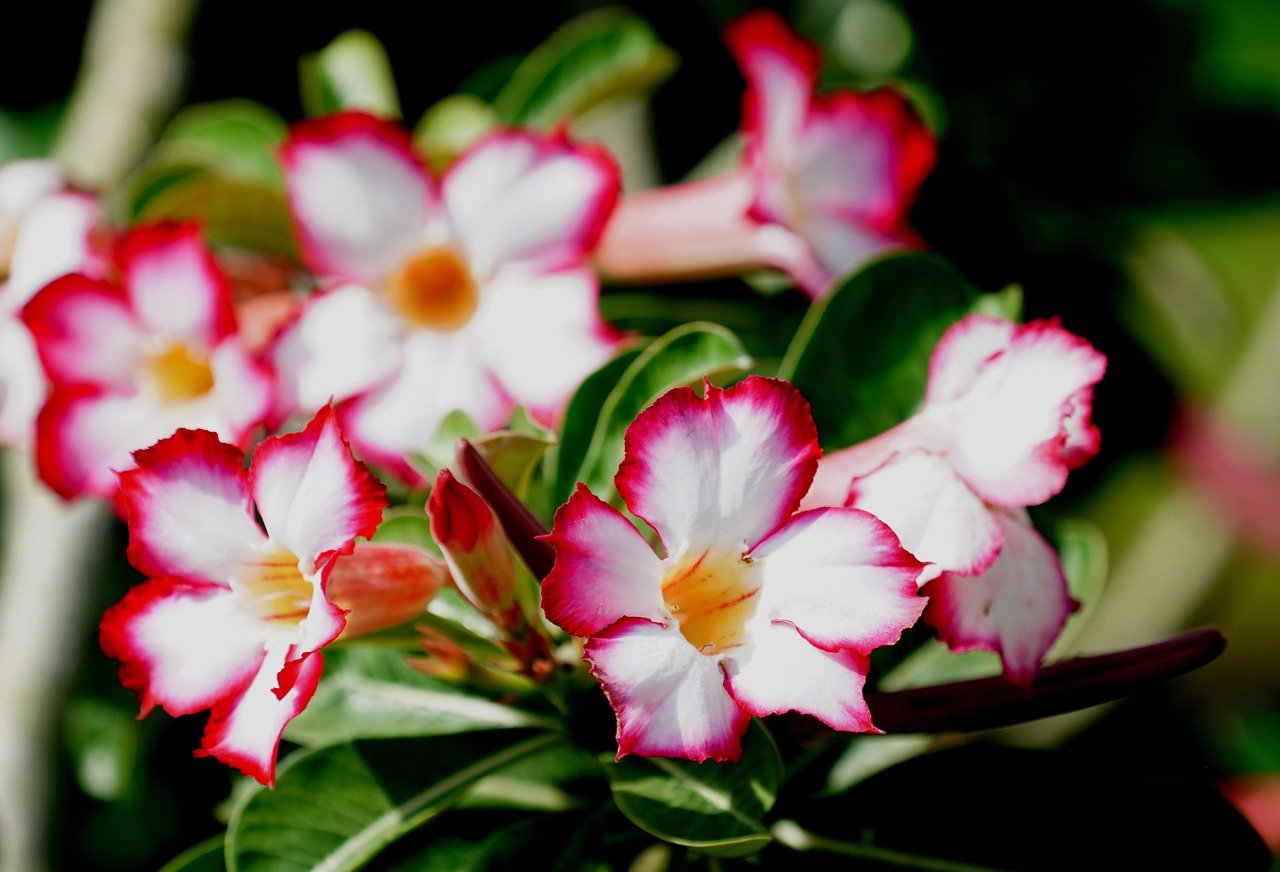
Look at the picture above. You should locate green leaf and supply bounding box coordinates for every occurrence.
[0,103,62,161]
[971,283,1023,320]
[285,647,553,748]
[568,323,752,505]
[493,8,677,127]
[779,253,981,449]
[157,100,286,186]
[548,346,643,510]
[1045,517,1109,659]
[413,94,500,170]
[371,508,436,553]
[159,837,226,872]
[134,174,298,257]
[300,30,402,119]
[470,429,555,501]
[228,730,562,872]
[606,720,782,858]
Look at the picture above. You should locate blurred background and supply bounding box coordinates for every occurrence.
[4,0,1280,867]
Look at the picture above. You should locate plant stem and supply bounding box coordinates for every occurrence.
[771,820,1013,872]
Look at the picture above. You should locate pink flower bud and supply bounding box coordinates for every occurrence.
[327,542,448,638]
[427,469,520,627]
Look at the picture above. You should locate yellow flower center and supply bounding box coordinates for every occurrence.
[662,549,761,655]
[386,247,479,331]
[144,343,215,403]
[238,547,312,626]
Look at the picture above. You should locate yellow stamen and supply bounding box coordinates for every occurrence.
[386,247,479,331]
[237,548,312,625]
[662,549,761,655]
[145,343,215,403]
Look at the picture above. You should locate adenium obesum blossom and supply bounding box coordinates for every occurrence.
[804,316,1107,683]
[542,377,925,762]
[100,407,388,785]
[0,161,106,448]
[595,10,935,298]
[271,112,621,480]
[21,223,274,500]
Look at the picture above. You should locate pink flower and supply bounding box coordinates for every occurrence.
[427,469,520,630]
[805,316,1107,683]
[271,112,621,481]
[99,407,387,785]
[595,10,935,298]
[541,377,925,762]
[21,223,274,500]
[0,161,106,448]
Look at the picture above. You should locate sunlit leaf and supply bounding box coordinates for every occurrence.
[300,30,402,118]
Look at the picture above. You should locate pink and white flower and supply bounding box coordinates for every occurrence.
[0,161,106,448]
[99,407,387,785]
[21,223,274,500]
[805,316,1107,683]
[272,112,621,480]
[541,377,925,762]
[595,10,935,298]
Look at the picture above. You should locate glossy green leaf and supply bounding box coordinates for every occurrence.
[493,8,676,127]
[300,30,402,119]
[567,323,752,505]
[371,508,436,553]
[284,647,554,748]
[606,720,782,858]
[159,837,226,872]
[157,100,286,186]
[779,253,981,449]
[227,730,560,872]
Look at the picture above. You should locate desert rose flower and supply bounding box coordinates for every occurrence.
[804,316,1107,682]
[0,161,105,448]
[541,377,925,762]
[99,407,387,785]
[272,112,621,480]
[21,223,274,500]
[595,10,935,298]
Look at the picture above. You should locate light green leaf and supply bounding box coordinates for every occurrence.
[493,8,677,127]
[284,647,554,748]
[971,283,1023,320]
[371,508,436,553]
[567,323,752,505]
[470,429,556,500]
[157,100,286,186]
[159,837,225,872]
[1045,517,1109,659]
[227,730,561,872]
[413,94,500,170]
[606,720,781,858]
[134,174,298,257]
[300,30,402,119]
[779,253,980,449]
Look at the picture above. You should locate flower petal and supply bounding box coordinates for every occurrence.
[118,428,267,584]
[474,267,617,419]
[541,484,666,637]
[923,512,1076,686]
[208,338,275,444]
[847,451,1005,579]
[752,507,924,654]
[34,387,168,499]
[616,377,819,557]
[584,617,748,762]
[442,130,619,275]
[198,644,324,786]
[924,314,1016,407]
[249,405,387,567]
[725,10,819,166]
[726,619,876,732]
[6,191,102,305]
[0,316,44,448]
[942,319,1107,506]
[99,579,267,717]
[281,111,434,281]
[269,283,404,419]
[21,274,143,388]
[115,223,236,345]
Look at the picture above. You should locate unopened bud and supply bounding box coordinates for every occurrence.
[427,469,520,628]
[327,542,447,638]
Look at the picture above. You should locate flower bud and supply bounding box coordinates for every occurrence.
[427,469,520,628]
[327,542,447,638]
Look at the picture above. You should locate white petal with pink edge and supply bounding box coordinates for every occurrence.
[847,450,1004,580]
[0,316,44,448]
[21,275,143,388]
[249,406,386,567]
[198,644,324,786]
[208,338,274,440]
[585,618,748,763]
[270,283,405,417]
[474,267,616,418]
[616,377,819,557]
[925,315,1016,406]
[99,579,268,718]
[118,428,267,584]
[442,131,618,275]
[116,224,236,345]
[752,507,924,653]
[725,11,817,166]
[541,485,667,638]
[282,112,435,282]
[726,619,876,732]
[278,561,347,697]
[6,191,101,306]
[943,320,1106,506]
[924,511,1076,686]
[0,159,63,264]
